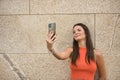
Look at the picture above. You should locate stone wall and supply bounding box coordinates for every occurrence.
[0,0,120,80]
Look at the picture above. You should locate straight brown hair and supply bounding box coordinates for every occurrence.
[70,23,95,65]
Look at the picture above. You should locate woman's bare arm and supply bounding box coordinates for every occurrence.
[95,50,106,80]
[46,32,73,60]
[51,47,73,60]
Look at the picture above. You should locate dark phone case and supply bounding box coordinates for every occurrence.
[48,23,56,38]
[48,23,56,33]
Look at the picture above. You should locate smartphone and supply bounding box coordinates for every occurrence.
[48,23,56,38]
[48,23,56,33]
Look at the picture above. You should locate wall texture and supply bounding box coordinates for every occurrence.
[0,0,120,80]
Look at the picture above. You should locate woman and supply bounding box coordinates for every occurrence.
[46,23,106,80]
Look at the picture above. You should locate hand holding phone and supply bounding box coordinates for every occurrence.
[48,23,56,39]
[48,23,56,34]
[46,23,56,51]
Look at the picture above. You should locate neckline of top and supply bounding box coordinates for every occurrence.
[79,47,87,49]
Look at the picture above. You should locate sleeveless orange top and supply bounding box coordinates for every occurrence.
[70,47,97,80]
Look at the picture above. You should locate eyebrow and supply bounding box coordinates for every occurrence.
[73,28,81,31]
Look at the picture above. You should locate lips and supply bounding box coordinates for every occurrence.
[74,35,80,38]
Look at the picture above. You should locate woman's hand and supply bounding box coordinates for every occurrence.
[46,32,72,60]
[46,32,56,51]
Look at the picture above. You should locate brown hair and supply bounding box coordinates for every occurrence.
[70,23,95,65]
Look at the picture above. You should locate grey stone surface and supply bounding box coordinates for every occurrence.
[31,0,120,14]
[96,14,120,55]
[0,15,94,53]
[0,54,20,80]
[2,54,28,80]
[104,55,120,80]
[110,15,120,55]
[7,53,70,80]
[96,14,120,80]
[0,0,29,14]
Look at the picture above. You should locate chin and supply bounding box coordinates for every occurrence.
[74,37,85,41]
[74,38,81,41]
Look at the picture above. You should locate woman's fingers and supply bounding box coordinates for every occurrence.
[46,32,56,44]
[51,34,56,41]
[47,32,51,39]
[48,32,54,39]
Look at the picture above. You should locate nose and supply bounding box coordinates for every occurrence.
[74,31,79,35]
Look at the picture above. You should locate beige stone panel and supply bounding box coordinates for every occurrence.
[0,15,94,53]
[5,54,120,80]
[0,0,29,14]
[96,14,120,55]
[31,0,120,14]
[0,16,37,53]
[104,55,120,80]
[8,53,70,80]
[0,54,20,80]
[110,15,120,55]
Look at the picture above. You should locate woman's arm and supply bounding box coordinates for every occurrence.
[51,47,73,60]
[95,50,106,80]
[46,32,73,60]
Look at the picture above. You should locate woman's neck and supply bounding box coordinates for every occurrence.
[78,39,86,48]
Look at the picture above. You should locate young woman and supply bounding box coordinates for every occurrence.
[46,23,106,80]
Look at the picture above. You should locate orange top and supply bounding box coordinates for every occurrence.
[70,47,97,80]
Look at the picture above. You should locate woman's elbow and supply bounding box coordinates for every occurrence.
[99,76,107,80]
[58,57,68,60]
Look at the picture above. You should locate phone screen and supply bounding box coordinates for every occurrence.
[48,23,56,33]
[48,23,56,38]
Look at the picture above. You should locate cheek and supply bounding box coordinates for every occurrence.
[83,34,86,37]
[82,31,85,35]
[83,35,86,38]
[81,33,86,38]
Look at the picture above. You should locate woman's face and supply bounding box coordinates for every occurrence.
[73,25,86,41]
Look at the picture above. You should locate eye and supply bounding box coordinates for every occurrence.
[78,29,81,31]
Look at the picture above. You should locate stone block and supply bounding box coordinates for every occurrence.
[0,0,29,14]
[0,54,20,80]
[8,53,70,80]
[104,55,120,80]
[96,14,120,55]
[31,0,120,14]
[0,15,94,53]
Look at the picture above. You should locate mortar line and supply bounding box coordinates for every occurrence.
[94,14,96,48]
[0,13,120,16]
[0,53,50,54]
[2,54,28,80]
[29,0,30,15]
[28,13,120,15]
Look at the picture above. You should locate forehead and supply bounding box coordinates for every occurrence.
[73,25,83,30]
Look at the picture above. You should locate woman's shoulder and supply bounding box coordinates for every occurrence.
[94,49,104,61]
[66,46,73,51]
[94,49,102,56]
[67,46,73,48]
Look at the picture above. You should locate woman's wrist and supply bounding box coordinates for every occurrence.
[50,48,56,54]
